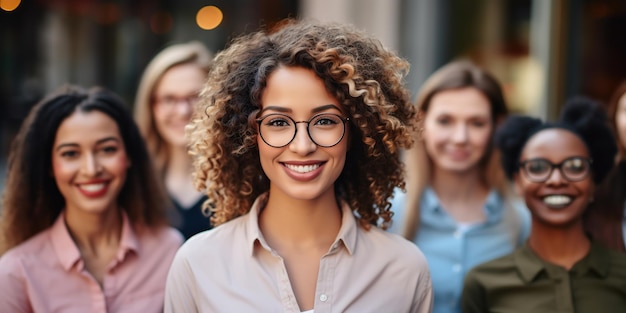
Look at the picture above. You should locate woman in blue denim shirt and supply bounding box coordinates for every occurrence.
[390,60,530,313]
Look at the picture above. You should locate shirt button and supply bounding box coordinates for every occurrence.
[320,294,328,302]
[452,264,461,272]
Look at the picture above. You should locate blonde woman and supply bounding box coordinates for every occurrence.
[134,41,213,239]
[390,60,530,313]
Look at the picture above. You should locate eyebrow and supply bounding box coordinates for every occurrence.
[259,104,342,115]
[54,137,121,151]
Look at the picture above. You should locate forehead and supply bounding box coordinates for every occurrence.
[54,110,122,145]
[427,87,491,117]
[521,128,589,161]
[261,66,340,113]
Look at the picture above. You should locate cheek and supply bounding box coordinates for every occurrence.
[152,106,169,128]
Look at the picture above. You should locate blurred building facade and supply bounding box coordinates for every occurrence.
[1,0,625,183]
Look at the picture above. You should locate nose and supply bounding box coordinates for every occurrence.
[451,124,469,143]
[81,153,102,176]
[544,167,567,186]
[289,123,317,155]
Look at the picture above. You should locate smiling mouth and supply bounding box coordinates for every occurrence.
[79,183,107,192]
[542,195,573,208]
[284,163,321,173]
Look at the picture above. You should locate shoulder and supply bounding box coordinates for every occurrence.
[175,214,249,260]
[360,227,429,268]
[465,250,517,281]
[0,230,52,278]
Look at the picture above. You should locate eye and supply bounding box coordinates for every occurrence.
[263,115,292,128]
[563,157,587,173]
[312,114,341,127]
[469,119,488,127]
[436,116,452,125]
[525,159,550,174]
[102,145,119,154]
[60,150,79,158]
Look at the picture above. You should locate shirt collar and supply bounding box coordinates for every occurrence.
[514,243,546,283]
[514,241,610,283]
[50,211,140,272]
[246,193,358,257]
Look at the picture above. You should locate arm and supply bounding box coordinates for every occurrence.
[411,269,434,313]
[461,270,488,313]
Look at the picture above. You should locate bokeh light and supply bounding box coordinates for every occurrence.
[150,11,173,34]
[196,6,223,30]
[0,0,21,11]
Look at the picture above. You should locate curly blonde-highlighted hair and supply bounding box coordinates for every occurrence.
[187,19,416,229]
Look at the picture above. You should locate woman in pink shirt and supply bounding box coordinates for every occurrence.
[0,85,183,313]
[165,19,433,313]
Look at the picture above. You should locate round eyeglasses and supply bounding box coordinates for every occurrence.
[256,113,350,148]
[518,156,592,183]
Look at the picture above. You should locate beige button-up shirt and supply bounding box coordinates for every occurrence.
[165,194,433,313]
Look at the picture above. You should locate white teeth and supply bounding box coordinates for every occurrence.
[80,183,106,192]
[285,164,320,173]
[543,195,572,207]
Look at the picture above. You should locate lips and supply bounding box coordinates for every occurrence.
[284,163,320,173]
[77,181,109,198]
[542,194,573,209]
[282,161,325,181]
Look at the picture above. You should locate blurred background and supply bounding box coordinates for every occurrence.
[1,0,625,189]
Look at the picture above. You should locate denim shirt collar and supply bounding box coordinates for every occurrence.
[421,187,504,227]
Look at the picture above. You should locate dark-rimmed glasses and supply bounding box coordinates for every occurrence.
[518,156,592,183]
[256,113,350,148]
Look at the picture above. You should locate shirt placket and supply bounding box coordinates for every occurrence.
[313,242,340,313]
[551,267,574,313]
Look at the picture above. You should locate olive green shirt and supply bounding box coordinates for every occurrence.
[461,242,626,313]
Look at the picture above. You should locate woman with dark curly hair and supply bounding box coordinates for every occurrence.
[586,81,626,252]
[462,97,626,313]
[164,19,433,313]
[0,85,183,312]
[389,60,530,313]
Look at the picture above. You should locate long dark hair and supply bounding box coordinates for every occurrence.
[0,85,169,254]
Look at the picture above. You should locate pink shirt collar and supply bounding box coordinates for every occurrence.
[245,193,357,257]
[50,211,140,272]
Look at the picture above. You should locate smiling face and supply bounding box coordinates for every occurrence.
[257,66,348,202]
[52,110,130,216]
[422,87,493,175]
[152,63,206,148]
[514,128,593,228]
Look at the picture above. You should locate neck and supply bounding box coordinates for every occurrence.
[528,218,591,270]
[431,167,488,200]
[259,189,342,251]
[64,207,122,257]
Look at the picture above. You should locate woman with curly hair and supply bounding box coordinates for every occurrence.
[462,97,626,312]
[164,19,433,313]
[389,60,530,313]
[585,81,626,252]
[134,41,213,239]
[0,85,183,312]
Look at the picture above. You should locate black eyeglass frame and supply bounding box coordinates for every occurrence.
[255,113,350,148]
[518,156,593,183]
